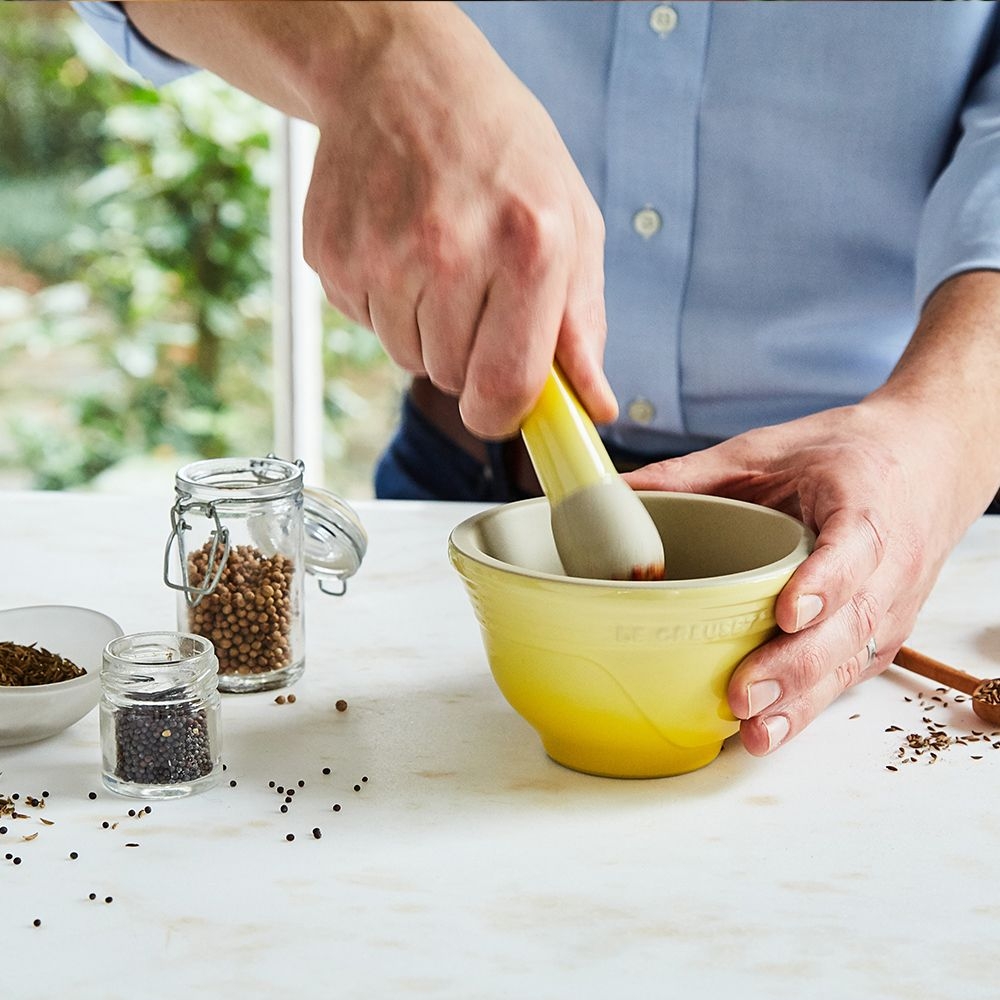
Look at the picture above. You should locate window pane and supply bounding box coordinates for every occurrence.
[0,2,398,499]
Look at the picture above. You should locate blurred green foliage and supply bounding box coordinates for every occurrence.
[0,4,396,495]
[0,3,109,177]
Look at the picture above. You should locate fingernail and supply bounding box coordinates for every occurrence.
[763,714,790,752]
[597,370,619,421]
[746,679,781,717]
[794,594,824,631]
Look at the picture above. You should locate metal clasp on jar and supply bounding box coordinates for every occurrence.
[163,496,231,608]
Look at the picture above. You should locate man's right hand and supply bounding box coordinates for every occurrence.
[123,1,616,436]
[299,2,616,438]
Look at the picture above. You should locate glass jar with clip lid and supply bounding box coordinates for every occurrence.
[163,456,367,693]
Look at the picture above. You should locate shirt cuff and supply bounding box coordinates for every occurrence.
[70,1,194,87]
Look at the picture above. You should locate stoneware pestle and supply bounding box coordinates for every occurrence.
[520,365,665,581]
[894,646,1000,727]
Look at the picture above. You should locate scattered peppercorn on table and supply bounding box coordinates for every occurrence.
[1,489,998,999]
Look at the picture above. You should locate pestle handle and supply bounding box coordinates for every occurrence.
[520,364,665,581]
[893,646,980,696]
[520,365,617,504]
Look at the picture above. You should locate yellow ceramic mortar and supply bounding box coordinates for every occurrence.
[449,492,814,778]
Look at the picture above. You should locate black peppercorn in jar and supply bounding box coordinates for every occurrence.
[100,632,222,799]
[163,456,366,693]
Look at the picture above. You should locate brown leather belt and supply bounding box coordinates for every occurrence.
[408,377,541,496]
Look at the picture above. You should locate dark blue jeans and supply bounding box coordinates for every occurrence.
[375,395,535,502]
[375,393,1000,513]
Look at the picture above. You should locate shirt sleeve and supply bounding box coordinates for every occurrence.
[915,31,1000,308]
[70,1,194,87]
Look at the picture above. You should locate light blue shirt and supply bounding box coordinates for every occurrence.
[74,1,1000,457]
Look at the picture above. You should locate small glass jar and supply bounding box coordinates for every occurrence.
[100,632,222,799]
[163,456,366,693]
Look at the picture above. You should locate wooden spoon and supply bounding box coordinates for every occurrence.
[893,646,1000,727]
[520,365,665,581]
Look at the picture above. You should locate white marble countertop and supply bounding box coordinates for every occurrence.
[1,490,999,999]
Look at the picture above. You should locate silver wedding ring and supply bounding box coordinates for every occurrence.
[864,635,878,671]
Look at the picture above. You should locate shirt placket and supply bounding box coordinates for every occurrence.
[602,1,711,444]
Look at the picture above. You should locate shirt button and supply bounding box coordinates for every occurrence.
[632,206,662,239]
[649,4,678,37]
[627,397,656,425]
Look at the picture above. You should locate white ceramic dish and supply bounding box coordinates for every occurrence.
[0,605,123,747]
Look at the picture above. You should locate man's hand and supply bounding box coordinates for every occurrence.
[123,1,617,438]
[302,4,615,438]
[626,270,1000,755]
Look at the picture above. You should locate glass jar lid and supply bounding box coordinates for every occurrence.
[302,487,368,595]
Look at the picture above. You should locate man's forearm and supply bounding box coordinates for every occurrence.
[875,269,1000,505]
[121,0,616,434]
[121,1,408,123]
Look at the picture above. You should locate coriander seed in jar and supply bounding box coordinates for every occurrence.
[164,456,366,693]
